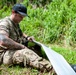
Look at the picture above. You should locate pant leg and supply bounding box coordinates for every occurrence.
[3,50,16,66]
[3,48,56,74]
[0,51,5,64]
[13,48,54,72]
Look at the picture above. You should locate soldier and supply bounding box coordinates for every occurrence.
[0,4,56,74]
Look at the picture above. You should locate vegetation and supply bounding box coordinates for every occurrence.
[0,65,50,75]
[23,0,76,47]
[1,0,76,46]
[0,0,76,75]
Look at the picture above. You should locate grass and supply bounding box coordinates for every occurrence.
[0,65,51,75]
[0,0,76,75]
[51,45,76,64]
[0,45,76,75]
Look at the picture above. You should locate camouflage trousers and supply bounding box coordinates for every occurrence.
[2,48,56,74]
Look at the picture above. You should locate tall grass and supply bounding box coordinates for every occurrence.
[0,0,76,46]
[20,0,76,46]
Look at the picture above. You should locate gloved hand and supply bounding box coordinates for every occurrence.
[26,36,34,42]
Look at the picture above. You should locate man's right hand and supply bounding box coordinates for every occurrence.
[26,36,34,42]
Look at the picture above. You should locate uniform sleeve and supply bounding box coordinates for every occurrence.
[0,20,10,36]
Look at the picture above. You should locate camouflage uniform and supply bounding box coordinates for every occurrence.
[0,17,56,73]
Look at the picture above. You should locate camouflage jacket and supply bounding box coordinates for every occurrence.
[0,17,24,43]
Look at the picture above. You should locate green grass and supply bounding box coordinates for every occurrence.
[0,65,51,75]
[51,45,76,64]
[0,0,76,74]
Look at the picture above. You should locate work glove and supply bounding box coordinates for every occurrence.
[26,36,34,42]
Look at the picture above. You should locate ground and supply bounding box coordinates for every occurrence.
[0,64,54,75]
